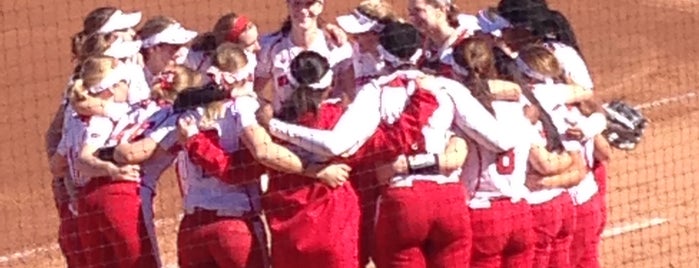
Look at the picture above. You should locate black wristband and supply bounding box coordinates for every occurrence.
[96,146,117,164]
[407,154,440,175]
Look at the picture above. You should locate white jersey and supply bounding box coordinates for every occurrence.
[268,72,520,160]
[352,43,385,87]
[529,83,585,152]
[122,62,152,105]
[255,31,353,113]
[116,101,177,192]
[544,42,594,90]
[173,97,262,216]
[562,106,600,205]
[461,100,534,208]
[56,106,91,187]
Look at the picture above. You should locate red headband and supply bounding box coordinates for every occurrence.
[226,16,250,42]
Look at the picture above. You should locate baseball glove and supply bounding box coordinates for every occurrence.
[601,100,649,150]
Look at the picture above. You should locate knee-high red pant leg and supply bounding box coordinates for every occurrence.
[177,210,266,268]
[52,178,86,267]
[530,192,576,268]
[267,184,360,268]
[570,192,603,268]
[77,179,158,268]
[470,200,535,268]
[374,182,471,268]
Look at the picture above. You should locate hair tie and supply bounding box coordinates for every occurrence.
[287,69,334,90]
[377,45,423,67]
[226,16,250,42]
[154,71,176,91]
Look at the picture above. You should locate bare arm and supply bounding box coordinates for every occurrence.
[527,152,588,190]
[593,134,612,162]
[439,135,468,175]
[488,79,522,101]
[528,146,574,176]
[114,137,160,164]
[241,124,305,174]
[253,76,275,104]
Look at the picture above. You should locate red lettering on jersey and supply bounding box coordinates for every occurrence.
[495,149,516,175]
[277,75,289,87]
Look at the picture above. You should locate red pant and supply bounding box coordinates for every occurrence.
[374,182,471,268]
[470,199,535,268]
[530,192,576,268]
[351,171,382,267]
[266,184,360,268]
[52,178,86,267]
[77,179,158,268]
[177,210,266,268]
[570,192,604,268]
[593,161,608,230]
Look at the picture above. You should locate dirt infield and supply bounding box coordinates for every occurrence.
[0,0,698,267]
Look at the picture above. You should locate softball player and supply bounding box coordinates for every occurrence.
[137,16,198,82]
[68,55,157,268]
[514,44,596,268]
[451,37,536,267]
[46,81,87,268]
[334,2,401,264]
[172,43,346,267]
[254,0,354,114]
[335,0,399,90]
[184,12,262,77]
[264,22,484,268]
[171,44,268,268]
[407,0,479,78]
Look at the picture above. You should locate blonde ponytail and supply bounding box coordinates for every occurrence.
[67,79,89,105]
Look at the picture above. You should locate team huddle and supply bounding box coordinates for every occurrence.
[45,0,613,267]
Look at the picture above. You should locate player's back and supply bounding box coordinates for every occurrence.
[461,99,533,207]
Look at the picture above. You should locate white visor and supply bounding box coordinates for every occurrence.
[103,38,142,59]
[336,9,383,34]
[476,9,511,37]
[97,10,142,34]
[141,23,198,48]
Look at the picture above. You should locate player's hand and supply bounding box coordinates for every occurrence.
[324,23,348,47]
[374,155,408,184]
[315,163,351,188]
[256,101,274,130]
[177,115,199,144]
[108,163,141,182]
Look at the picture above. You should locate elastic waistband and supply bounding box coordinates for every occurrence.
[184,206,254,218]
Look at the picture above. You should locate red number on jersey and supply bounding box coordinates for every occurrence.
[496,149,516,175]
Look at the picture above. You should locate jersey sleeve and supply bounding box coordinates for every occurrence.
[84,116,114,148]
[235,96,260,128]
[147,113,180,151]
[268,83,382,157]
[255,33,281,79]
[447,80,519,152]
[556,45,594,90]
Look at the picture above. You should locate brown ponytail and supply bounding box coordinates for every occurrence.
[445,4,461,28]
[453,37,499,114]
